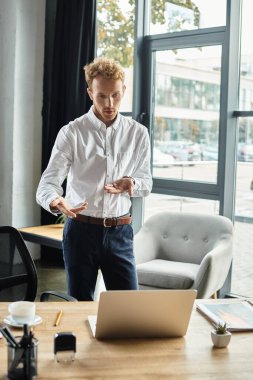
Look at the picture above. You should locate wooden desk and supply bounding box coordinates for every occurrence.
[19,225,64,250]
[0,301,252,379]
[19,224,105,297]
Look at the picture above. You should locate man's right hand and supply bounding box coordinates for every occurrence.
[50,197,88,218]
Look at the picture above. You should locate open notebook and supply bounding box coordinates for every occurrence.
[196,300,253,331]
[88,289,197,339]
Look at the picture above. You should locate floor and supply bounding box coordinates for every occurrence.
[35,220,253,300]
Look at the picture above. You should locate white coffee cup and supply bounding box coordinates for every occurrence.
[8,301,36,324]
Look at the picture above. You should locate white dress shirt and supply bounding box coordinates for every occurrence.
[36,107,152,218]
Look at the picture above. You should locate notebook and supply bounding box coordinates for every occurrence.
[196,300,253,331]
[88,289,197,339]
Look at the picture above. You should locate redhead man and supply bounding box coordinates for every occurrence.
[36,57,152,300]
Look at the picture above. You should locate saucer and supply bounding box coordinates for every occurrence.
[3,315,42,328]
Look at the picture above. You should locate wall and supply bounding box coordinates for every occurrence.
[0,0,45,258]
[0,0,16,224]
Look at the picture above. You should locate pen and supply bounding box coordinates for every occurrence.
[54,310,63,327]
[0,325,18,348]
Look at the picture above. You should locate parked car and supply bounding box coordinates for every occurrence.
[153,147,174,168]
[159,141,201,162]
[237,143,253,162]
[201,144,219,161]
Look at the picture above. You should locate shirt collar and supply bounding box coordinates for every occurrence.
[87,106,121,130]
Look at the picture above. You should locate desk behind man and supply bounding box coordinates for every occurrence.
[19,224,63,250]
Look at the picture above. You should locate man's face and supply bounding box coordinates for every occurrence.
[87,75,126,126]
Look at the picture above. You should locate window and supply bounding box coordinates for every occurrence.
[134,1,242,297]
[232,0,253,297]
[239,0,253,112]
[96,0,135,113]
[148,0,226,35]
[152,46,221,182]
[144,193,219,220]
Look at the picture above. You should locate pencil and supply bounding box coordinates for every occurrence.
[54,310,63,327]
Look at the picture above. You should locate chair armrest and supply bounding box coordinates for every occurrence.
[40,291,78,302]
[193,239,233,298]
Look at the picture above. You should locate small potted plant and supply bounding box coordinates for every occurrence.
[211,322,232,348]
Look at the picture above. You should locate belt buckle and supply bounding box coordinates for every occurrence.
[103,217,112,228]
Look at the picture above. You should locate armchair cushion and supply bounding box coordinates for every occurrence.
[137,259,199,289]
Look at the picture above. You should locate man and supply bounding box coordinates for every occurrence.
[36,57,152,300]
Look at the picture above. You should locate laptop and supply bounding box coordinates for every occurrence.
[88,289,197,339]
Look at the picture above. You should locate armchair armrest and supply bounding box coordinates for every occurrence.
[193,239,233,298]
[40,291,78,302]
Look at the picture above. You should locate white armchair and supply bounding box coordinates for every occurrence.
[134,212,233,299]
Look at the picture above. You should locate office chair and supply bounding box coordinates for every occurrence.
[0,226,76,302]
[134,212,233,299]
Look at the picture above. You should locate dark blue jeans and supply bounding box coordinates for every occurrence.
[62,218,138,300]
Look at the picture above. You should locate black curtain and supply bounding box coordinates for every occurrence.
[40,0,96,264]
[41,0,97,228]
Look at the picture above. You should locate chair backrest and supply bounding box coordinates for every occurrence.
[0,226,37,301]
[141,212,233,264]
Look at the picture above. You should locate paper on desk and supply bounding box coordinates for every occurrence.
[196,300,253,331]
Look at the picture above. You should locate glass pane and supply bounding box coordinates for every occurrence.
[238,118,253,161]
[96,0,135,113]
[233,0,253,296]
[232,117,253,297]
[152,46,221,182]
[148,0,226,35]
[144,193,219,221]
[239,0,253,111]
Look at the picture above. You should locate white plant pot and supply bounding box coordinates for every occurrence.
[211,330,232,348]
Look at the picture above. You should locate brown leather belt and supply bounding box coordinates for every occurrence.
[75,214,132,227]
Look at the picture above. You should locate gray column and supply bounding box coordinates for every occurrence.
[0,0,45,226]
[0,0,45,259]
